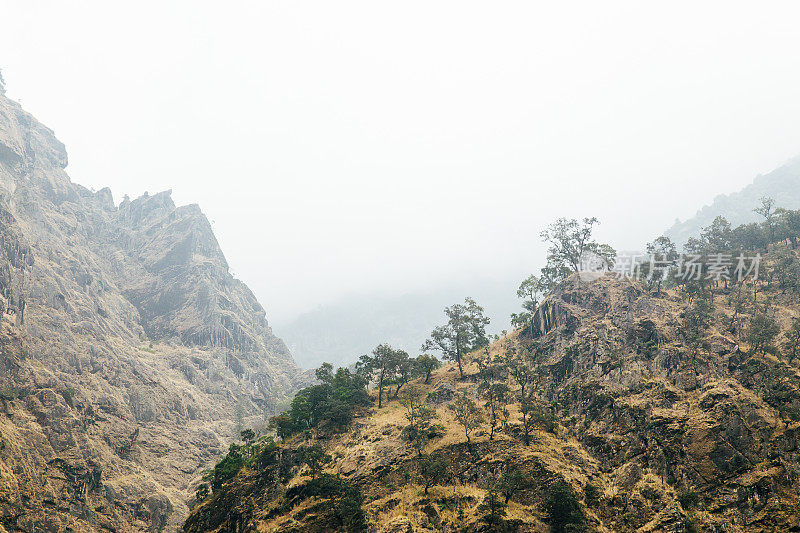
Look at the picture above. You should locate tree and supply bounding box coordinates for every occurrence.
[514,274,546,335]
[503,341,547,444]
[418,452,448,495]
[360,344,406,408]
[335,483,367,532]
[195,483,210,502]
[732,222,768,251]
[696,216,734,254]
[683,296,714,364]
[754,196,777,243]
[644,236,678,296]
[583,483,600,508]
[477,349,509,441]
[505,344,536,399]
[510,311,532,333]
[499,465,527,504]
[447,391,484,456]
[207,443,245,491]
[255,437,280,469]
[303,474,366,531]
[746,312,780,354]
[414,354,441,384]
[422,297,490,379]
[478,487,508,528]
[540,217,615,277]
[269,363,370,438]
[776,207,800,248]
[400,385,442,456]
[392,351,412,398]
[768,248,800,296]
[298,444,331,480]
[481,381,509,441]
[519,394,552,446]
[546,480,586,533]
[517,274,545,312]
[783,317,800,360]
[315,362,334,384]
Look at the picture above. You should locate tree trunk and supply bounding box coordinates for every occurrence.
[378,370,384,408]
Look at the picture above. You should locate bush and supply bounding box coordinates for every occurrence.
[195,483,210,502]
[293,474,367,532]
[478,489,507,527]
[268,364,370,439]
[678,490,700,509]
[297,444,331,480]
[584,483,600,507]
[546,480,586,533]
[746,313,780,353]
[207,443,245,491]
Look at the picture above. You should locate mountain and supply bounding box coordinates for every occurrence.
[185,269,800,532]
[277,280,522,370]
[0,90,301,530]
[665,156,800,247]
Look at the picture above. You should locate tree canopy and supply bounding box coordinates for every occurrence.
[422,297,490,378]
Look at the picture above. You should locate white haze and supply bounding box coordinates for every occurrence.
[3,1,800,323]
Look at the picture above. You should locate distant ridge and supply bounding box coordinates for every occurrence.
[665,155,800,247]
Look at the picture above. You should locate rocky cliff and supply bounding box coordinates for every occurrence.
[185,271,800,532]
[0,91,301,531]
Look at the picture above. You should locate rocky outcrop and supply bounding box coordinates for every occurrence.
[0,90,301,531]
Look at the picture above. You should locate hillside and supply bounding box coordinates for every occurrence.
[0,91,301,530]
[665,156,800,247]
[185,262,800,532]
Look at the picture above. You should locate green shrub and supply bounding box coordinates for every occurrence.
[289,474,367,532]
[268,364,370,439]
[207,443,245,491]
[678,490,700,509]
[584,483,600,507]
[546,480,586,533]
[478,489,507,527]
[195,483,210,502]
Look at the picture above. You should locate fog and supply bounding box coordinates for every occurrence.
[3,1,800,324]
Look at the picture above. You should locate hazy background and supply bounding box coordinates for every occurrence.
[3,1,800,364]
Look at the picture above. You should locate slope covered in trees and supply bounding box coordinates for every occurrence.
[185,211,800,531]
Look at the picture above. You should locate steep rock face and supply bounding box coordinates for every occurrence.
[0,92,301,531]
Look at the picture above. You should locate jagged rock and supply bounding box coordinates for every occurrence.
[0,88,305,530]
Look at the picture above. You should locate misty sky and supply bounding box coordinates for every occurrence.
[3,2,800,323]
